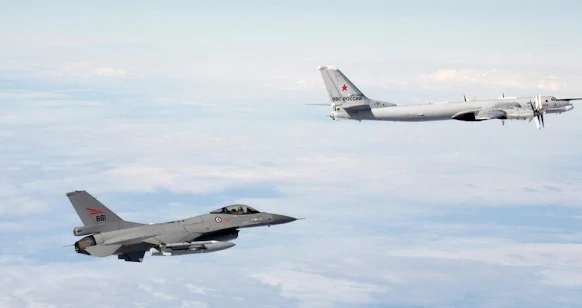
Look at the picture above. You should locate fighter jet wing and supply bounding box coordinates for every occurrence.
[142,231,202,246]
[85,244,123,257]
[104,233,163,245]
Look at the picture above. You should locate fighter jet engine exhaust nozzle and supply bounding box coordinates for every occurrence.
[74,234,104,255]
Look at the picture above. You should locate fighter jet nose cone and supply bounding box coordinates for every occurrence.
[270,214,297,225]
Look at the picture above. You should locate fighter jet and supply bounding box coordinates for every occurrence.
[314,65,581,129]
[66,190,298,262]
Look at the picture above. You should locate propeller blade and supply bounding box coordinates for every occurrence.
[534,116,541,129]
[541,114,545,128]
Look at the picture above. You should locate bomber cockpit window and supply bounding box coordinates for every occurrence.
[210,204,260,215]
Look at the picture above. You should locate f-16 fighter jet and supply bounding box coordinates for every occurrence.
[67,190,298,262]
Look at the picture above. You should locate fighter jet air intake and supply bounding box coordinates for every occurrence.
[314,65,581,129]
[66,191,299,262]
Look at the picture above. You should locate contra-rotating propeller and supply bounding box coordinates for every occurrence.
[528,94,545,129]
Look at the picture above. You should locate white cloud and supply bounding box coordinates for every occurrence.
[30,100,102,107]
[186,284,212,295]
[0,90,67,100]
[44,63,139,79]
[250,269,384,307]
[1,26,582,307]
[420,69,582,92]
[91,67,128,77]
[0,196,48,216]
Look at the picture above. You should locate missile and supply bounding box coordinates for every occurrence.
[150,241,235,256]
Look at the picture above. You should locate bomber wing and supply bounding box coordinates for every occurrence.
[452,102,528,121]
[555,97,582,101]
[452,108,522,121]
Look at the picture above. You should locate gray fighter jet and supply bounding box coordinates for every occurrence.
[67,191,298,262]
[314,65,581,129]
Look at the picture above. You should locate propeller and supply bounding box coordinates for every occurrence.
[529,94,545,129]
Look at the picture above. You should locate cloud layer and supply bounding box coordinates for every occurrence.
[1,2,582,307]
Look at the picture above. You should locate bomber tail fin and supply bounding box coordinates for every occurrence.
[67,190,125,227]
[318,65,367,105]
[317,65,396,110]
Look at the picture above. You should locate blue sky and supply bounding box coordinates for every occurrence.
[1,1,582,307]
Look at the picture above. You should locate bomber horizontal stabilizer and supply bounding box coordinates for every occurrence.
[342,104,371,112]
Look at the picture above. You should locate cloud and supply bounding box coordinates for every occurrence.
[1,38,582,308]
[420,69,581,92]
[250,269,384,307]
[0,196,48,216]
[0,90,67,100]
[91,67,128,77]
[44,63,140,79]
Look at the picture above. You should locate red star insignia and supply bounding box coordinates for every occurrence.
[341,84,348,91]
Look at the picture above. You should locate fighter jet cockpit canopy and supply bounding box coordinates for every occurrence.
[210,204,260,215]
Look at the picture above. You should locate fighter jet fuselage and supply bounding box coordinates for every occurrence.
[67,191,298,262]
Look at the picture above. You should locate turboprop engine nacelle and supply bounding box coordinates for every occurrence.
[503,108,534,120]
[150,241,235,256]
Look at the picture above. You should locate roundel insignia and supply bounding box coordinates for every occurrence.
[215,216,222,223]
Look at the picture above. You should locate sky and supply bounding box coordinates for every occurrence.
[1,1,582,307]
